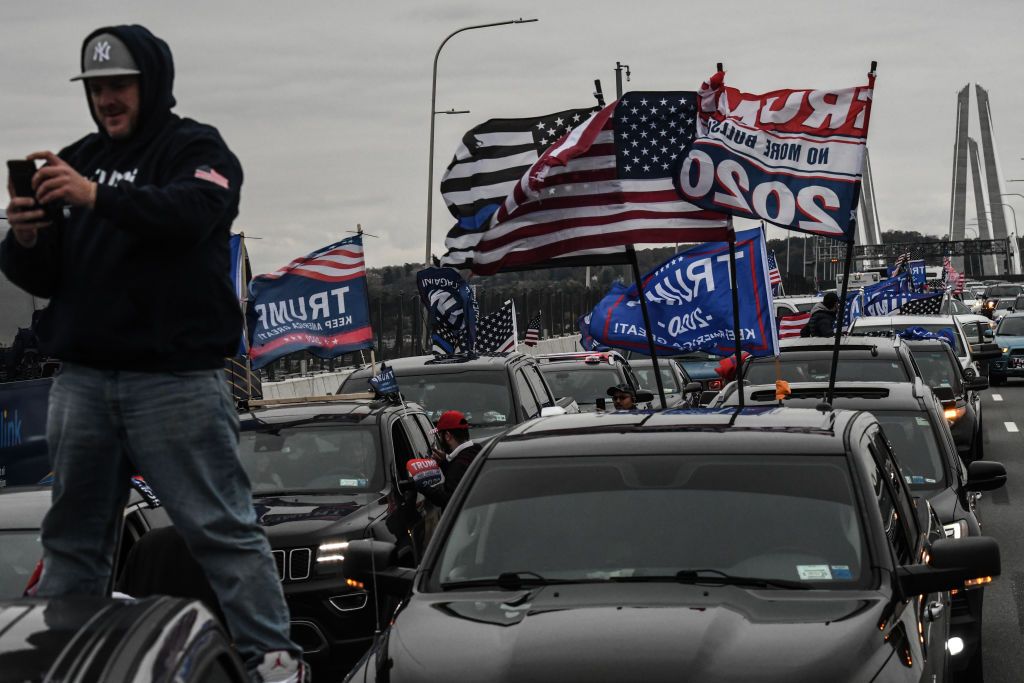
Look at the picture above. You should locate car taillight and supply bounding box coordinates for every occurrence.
[708,379,723,390]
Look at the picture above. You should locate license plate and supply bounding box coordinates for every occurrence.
[1011,357,1024,369]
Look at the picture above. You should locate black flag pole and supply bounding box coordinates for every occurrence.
[627,245,667,408]
[826,60,877,405]
[727,225,745,408]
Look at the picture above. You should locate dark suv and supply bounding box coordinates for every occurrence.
[236,396,442,674]
[338,353,573,440]
[906,339,986,461]
[343,408,1001,682]
[742,337,919,385]
[714,380,1006,677]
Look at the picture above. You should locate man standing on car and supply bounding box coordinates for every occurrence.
[803,292,839,338]
[429,410,482,503]
[0,26,304,683]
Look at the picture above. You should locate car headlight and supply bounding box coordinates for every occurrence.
[943,520,969,539]
[316,540,349,563]
[1003,347,1010,354]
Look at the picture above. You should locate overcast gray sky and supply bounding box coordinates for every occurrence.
[2,0,1023,274]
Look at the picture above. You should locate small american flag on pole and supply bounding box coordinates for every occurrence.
[476,301,517,353]
[523,313,542,346]
[766,251,782,287]
[194,165,230,189]
[778,312,811,339]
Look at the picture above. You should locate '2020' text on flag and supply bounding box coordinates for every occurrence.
[247,235,373,369]
[441,91,730,274]
[677,71,874,241]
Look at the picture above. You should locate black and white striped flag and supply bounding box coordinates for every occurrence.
[440,107,595,265]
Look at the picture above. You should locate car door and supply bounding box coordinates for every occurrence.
[869,429,949,679]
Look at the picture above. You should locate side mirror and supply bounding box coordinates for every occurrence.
[540,406,567,417]
[897,536,1001,596]
[965,461,1007,492]
[983,328,996,340]
[965,376,989,391]
[343,539,415,595]
[635,390,655,403]
[683,382,702,394]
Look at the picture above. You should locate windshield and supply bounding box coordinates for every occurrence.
[874,412,947,491]
[910,349,962,393]
[0,530,41,599]
[995,299,1015,310]
[998,317,1024,336]
[850,324,963,355]
[432,454,867,589]
[540,366,622,407]
[985,285,1021,298]
[633,365,681,393]
[390,371,513,431]
[745,356,909,384]
[238,426,383,494]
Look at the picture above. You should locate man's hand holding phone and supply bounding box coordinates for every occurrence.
[6,152,95,249]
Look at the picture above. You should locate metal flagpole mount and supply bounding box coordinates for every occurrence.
[626,245,667,409]
[727,226,745,408]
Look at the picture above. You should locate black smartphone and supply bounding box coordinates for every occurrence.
[596,397,607,411]
[6,159,63,223]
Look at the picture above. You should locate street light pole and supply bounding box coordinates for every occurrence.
[425,18,538,265]
[995,200,1020,275]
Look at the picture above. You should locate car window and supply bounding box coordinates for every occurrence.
[525,365,554,408]
[867,441,914,565]
[745,356,909,384]
[238,426,382,493]
[415,413,436,443]
[396,371,513,437]
[514,369,541,419]
[433,454,868,589]
[540,366,622,407]
[774,304,794,320]
[873,412,947,492]
[998,317,1024,336]
[0,530,41,599]
[949,299,969,314]
[403,416,432,460]
[910,349,964,394]
[634,365,681,393]
[850,324,964,356]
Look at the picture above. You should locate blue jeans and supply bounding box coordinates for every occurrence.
[37,363,298,668]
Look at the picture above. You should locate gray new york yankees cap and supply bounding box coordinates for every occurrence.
[70,32,140,81]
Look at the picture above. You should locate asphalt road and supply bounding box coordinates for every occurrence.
[975,381,1024,682]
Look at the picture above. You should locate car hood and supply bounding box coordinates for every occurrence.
[377,584,895,683]
[251,493,381,544]
[995,334,1024,348]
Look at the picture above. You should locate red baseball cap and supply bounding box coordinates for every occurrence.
[433,410,469,433]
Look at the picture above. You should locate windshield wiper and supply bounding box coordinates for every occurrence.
[440,571,594,591]
[608,569,810,590]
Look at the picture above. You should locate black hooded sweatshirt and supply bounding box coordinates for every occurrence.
[0,25,243,371]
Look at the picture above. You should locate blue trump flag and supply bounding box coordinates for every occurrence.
[416,266,477,355]
[585,228,779,356]
[863,277,920,317]
[369,362,399,395]
[229,234,249,356]
[248,235,373,369]
[887,260,926,289]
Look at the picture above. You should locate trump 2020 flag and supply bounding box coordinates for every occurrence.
[441,92,729,274]
[677,71,875,241]
[247,235,373,369]
[585,228,778,357]
[369,362,399,395]
[416,267,476,355]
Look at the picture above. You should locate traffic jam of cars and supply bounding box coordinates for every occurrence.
[2,266,1019,682]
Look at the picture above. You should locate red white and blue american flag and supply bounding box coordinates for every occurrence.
[778,312,811,339]
[441,92,729,274]
[767,250,782,286]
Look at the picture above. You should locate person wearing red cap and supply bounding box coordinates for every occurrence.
[429,410,482,505]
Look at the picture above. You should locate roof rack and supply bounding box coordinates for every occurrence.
[245,391,376,408]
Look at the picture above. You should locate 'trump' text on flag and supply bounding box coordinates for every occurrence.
[676,71,874,240]
[247,235,374,369]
